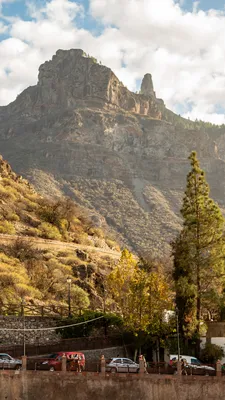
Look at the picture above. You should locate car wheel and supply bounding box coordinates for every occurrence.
[49,366,55,372]
[15,365,21,370]
[110,367,117,373]
[136,368,140,373]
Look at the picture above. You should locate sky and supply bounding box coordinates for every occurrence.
[1,1,225,124]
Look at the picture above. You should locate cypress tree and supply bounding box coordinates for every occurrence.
[172,151,225,339]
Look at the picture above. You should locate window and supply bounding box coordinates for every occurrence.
[1,355,10,360]
[113,359,121,364]
[48,354,58,359]
[124,359,133,364]
[191,358,201,366]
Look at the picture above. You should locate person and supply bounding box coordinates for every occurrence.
[143,355,148,374]
[73,354,81,372]
[181,358,187,375]
[66,354,74,371]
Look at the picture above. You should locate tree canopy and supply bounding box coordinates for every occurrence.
[172,151,225,338]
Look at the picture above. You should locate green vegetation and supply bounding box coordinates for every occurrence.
[2,152,225,357]
[172,152,225,344]
[0,157,120,310]
[162,108,225,136]
[200,343,224,364]
[107,249,173,353]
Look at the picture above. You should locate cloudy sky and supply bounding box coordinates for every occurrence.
[0,0,225,124]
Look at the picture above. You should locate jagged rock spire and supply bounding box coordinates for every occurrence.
[140,73,155,97]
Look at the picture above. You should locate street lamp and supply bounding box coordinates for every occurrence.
[175,307,180,361]
[21,298,26,357]
[67,277,72,318]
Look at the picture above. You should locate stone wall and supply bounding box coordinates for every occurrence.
[0,316,60,346]
[82,346,127,361]
[1,372,225,400]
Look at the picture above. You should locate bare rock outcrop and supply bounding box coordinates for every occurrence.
[0,49,225,256]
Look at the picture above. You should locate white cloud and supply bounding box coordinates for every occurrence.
[0,0,225,124]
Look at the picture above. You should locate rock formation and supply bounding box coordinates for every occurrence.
[140,73,155,97]
[0,49,225,256]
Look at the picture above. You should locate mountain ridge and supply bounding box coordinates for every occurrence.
[1,48,225,256]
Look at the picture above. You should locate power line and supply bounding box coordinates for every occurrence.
[0,316,104,332]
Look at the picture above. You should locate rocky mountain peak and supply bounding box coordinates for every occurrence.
[4,49,164,120]
[1,48,224,256]
[140,73,155,97]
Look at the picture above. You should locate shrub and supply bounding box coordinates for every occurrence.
[105,238,120,251]
[200,343,224,364]
[23,227,41,237]
[7,212,20,222]
[38,222,62,240]
[0,221,16,234]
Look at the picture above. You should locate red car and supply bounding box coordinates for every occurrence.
[40,352,85,371]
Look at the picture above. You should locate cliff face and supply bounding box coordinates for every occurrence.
[0,48,224,256]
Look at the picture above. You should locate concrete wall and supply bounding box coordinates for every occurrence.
[1,371,225,400]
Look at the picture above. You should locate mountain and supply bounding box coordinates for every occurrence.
[1,48,225,257]
[0,155,120,309]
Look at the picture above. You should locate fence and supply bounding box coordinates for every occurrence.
[146,361,217,376]
[0,303,78,318]
[0,360,219,376]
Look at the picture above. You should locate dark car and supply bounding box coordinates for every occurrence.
[0,353,22,370]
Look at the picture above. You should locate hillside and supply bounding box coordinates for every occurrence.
[1,49,225,256]
[0,155,120,310]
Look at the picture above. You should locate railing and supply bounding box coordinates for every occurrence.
[147,362,217,376]
[0,303,80,318]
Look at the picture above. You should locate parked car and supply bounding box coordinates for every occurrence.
[106,358,139,373]
[39,352,85,371]
[0,353,22,370]
[170,355,215,374]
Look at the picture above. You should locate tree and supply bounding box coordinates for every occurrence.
[172,151,225,339]
[107,250,173,355]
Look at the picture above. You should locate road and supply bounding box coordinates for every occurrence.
[0,234,121,259]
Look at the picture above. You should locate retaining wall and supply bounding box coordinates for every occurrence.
[1,371,225,400]
[0,316,60,345]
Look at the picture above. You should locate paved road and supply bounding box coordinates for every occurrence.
[0,234,121,259]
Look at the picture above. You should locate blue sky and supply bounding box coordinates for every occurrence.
[1,0,225,124]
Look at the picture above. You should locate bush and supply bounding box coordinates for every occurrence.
[38,222,62,240]
[200,343,224,364]
[0,221,16,234]
[57,311,123,338]
[6,212,20,222]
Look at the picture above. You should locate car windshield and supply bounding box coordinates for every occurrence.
[0,354,12,360]
[48,354,58,359]
[191,358,202,365]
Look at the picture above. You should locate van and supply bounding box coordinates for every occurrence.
[170,355,215,371]
[40,352,85,371]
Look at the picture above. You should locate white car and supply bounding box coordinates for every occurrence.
[106,358,139,373]
[170,355,215,371]
[0,353,22,370]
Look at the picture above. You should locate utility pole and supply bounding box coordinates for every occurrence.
[103,286,107,336]
[67,277,72,318]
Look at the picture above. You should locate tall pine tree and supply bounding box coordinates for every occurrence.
[172,151,225,339]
